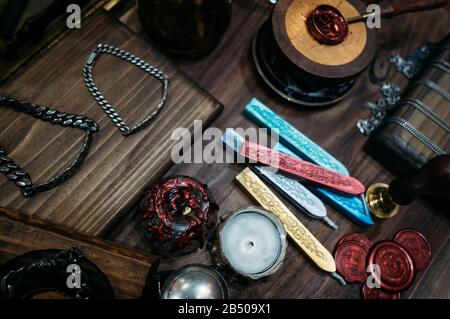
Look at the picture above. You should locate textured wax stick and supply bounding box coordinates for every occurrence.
[274,143,373,226]
[241,98,372,225]
[244,98,349,175]
[240,140,366,195]
[222,129,338,229]
[253,166,339,230]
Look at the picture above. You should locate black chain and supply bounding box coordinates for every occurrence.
[0,96,99,197]
[83,43,169,136]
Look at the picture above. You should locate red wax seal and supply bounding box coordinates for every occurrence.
[335,240,369,283]
[361,283,401,300]
[306,5,349,45]
[140,176,218,256]
[336,233,374,251]
[394,229,432,272]
[368,241,416,293]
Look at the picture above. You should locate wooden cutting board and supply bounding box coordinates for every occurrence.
[0,207,157,298]
[0,12,222,235]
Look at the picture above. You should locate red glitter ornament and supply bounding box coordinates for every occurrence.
[140,176,218,256]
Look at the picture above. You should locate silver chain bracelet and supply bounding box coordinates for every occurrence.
[83,44,169,136]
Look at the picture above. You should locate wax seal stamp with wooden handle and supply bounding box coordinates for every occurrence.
[365,155,450,219]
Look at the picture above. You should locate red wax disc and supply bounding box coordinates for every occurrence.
[335,240,369,283]
[361,283,401,300]
[368,241,415,293]
[306,5,349,45]
[336,233,374,251]
[394,229,432,272]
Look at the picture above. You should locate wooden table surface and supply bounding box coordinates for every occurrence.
[106,0,450,299]
[3,0,450,298]
[1,0,448,299]
[103,0,450,298]
[0,208,157,299]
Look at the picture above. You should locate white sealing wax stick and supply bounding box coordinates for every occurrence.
[220,208,286,278]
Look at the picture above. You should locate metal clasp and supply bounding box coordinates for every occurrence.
[85,52,98,68]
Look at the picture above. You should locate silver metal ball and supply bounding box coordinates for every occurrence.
[161,265,229,299]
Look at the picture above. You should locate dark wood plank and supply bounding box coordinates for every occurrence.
[0,11,222,236]
[409,237,450,299]
[109,0,450,299]
[0,207,157,299]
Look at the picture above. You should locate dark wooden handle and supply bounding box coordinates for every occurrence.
[389,155,450,205]
[381,0,449,19]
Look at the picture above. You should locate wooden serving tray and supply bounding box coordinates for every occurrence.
[0,207,157,298]
[0,11,222,235]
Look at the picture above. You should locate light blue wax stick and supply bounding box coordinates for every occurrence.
[274,143,373,226]
[244,98,350,175]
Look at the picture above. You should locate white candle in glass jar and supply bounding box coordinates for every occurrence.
[219,208,286,277]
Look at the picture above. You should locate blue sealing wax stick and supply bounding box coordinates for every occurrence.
[274,143,373,226]
[244,98,350,176]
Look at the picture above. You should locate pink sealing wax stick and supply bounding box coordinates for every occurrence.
[240,140,365,195]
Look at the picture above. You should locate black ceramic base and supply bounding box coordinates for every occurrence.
[253,21,356,107]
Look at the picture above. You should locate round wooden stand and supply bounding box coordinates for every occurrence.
[253,0,376,106]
